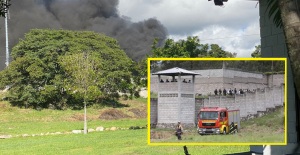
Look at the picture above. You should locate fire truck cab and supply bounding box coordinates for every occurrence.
[197,107,240,135]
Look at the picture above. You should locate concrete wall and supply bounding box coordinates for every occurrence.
[204,86,284,117]
[179,95,195,124]
[195,99,204,123]
[150,98,158,124]
[157,94,179,123]
[151,69,283,96]
[150,85,284,124]
[267,74,285,87]
[156,76,195,126]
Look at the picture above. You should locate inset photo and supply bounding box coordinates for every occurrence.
[147,58,286,145]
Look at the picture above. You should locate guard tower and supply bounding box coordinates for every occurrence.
[152,67,199,128]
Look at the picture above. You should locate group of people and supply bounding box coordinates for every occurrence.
[160,79,191,83]
[213,88,262,96]
[160,79,177,83]
[182,79,191,83]
[214,88,245,96]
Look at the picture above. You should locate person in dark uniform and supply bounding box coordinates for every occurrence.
[229,89,233,96]
[240,89,244,94]
[175,121,183,140]
[223,88,227,96]
[214,89,218,95]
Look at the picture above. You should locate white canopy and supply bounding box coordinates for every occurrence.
[152,67,200,76]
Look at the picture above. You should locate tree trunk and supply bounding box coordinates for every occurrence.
[279,0,300,99]
[84,99,87,134]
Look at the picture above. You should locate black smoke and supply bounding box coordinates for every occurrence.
[0,0,167,70]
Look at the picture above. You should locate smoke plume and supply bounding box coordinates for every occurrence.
[0,0,167,70]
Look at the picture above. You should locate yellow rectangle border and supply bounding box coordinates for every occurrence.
[147,57,287,146]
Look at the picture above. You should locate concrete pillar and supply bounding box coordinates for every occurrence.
[158,75,161,93]
[193,75,195,95]
[255,91,258,112]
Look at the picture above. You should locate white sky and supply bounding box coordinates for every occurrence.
[118,0,260,57]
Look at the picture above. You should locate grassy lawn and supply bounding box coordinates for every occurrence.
[0,130,249,155]
[0,99,147,136]
[0,92,249,154]
[151,107,285,144]
[151,129,283,143]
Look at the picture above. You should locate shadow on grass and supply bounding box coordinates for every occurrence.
[71,99,130,110]
[102,99,130,108]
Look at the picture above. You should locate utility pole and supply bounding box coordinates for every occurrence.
[83,51,88,134]
[5,0,9,67]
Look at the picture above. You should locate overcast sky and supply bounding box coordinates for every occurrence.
[118,0,260,57]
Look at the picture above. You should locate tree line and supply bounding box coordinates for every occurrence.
[148,37,283,74]
[150,60,284,74]
[0,29,142,109]
[0,28,284,110]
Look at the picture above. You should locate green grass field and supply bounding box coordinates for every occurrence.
[151,107,285,144]
[0,130,249,155]
[0,92,249,155]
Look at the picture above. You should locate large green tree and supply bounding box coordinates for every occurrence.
[0,29,134,109]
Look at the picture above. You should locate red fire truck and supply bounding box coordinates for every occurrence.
[197,107,240,135]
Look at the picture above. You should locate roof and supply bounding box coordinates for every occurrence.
[152,67,200,76]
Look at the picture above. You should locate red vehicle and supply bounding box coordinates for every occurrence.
[197,107,240,135]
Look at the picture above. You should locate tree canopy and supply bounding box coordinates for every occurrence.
[0,29,135,109]
[149,36,237,72]
[148,37,283,74]
[251,45,261,58]
[151,36,236,58]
